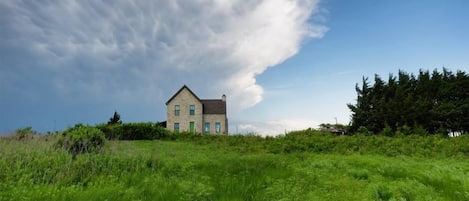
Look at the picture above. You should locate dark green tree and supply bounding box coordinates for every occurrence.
[348,77,372,133]
[348,68,468,135]
[108,111,122,125]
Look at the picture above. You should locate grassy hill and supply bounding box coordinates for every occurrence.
[1,132,469,201]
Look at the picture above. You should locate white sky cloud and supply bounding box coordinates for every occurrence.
[1,0,467,135]
[237,118,319,136]
[1,0,326,112]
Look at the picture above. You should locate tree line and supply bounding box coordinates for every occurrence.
[348,68,468,135]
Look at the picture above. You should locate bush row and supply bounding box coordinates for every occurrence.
[96,122,171,140]
[271,129,469,157]
[52,123,469,158]
[164,129,469,158]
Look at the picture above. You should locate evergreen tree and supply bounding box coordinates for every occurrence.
[348,68,468,135]
[108,111,122,125]
[348,77,371,132]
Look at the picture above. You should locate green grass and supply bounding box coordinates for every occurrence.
[1,136,469,201]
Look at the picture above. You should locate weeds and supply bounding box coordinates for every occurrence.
[1,132,468,200]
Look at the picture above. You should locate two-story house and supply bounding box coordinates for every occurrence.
[166,85,228,134]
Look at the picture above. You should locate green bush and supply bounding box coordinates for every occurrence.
[413,125,428,136]
[56,124,106,158]
[96,122,170,140]
[13,126,37,140]
[357,126,372,135]
[380,125,394,137]
[398,125,413,136]
[250,129,469,157]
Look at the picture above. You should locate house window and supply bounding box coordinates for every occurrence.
[204,122,210,133]
[215,122,221,133]
[189,105,195,115]
[174,123,180,132]
[174,105,180,116]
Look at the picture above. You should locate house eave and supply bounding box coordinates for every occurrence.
[165,85,201,105]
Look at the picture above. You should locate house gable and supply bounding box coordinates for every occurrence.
[166,85,203,133]
[166,85,200,105]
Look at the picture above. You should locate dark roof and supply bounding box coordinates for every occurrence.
[201,99,226,114]
[165,85,200,105]
[166,85,226,114]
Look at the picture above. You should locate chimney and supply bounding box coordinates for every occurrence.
[221,94,226,102]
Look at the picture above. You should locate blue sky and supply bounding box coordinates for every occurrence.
[1,0,468,135]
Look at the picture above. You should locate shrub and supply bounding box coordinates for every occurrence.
[97,122,170,140]
[380,125,394,137]
[55,124,106,158]
[398,125,412,136]
[13,126,37,140]
[357,126,372,135]
[413,125,428,136]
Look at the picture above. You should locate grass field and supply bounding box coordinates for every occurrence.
[1,134,469,201]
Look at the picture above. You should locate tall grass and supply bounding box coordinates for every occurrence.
[1,132,469,200]
[173,130,469,158]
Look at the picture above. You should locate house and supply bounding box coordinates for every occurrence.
[319,123,346,135]
[166,85,228,134]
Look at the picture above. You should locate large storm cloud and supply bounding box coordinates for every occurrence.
[0,0,326,118]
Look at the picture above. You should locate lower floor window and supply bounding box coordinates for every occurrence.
[174,123,179,132]
[205,122,210,133]
[215,122,221,133]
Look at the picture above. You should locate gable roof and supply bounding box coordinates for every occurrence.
[201,99,226,114]
[166,85,227,115]
[165,85,200,105]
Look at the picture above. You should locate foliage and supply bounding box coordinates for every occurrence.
[1,137,468,201]
[357,126,372,135]
[12,126,37,140]
[97,122,170,140]
[157,129,469,158]
[348,68,469,135]
[107,111,122,125]
[373,185,392,201]
[380,125,393,137]
[275,129,469,157]
[55,124,106,158]
[398,125,413,136]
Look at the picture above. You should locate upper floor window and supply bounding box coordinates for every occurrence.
[174,105,180,116]
[190,105,195,115]
[215,122,221,133]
